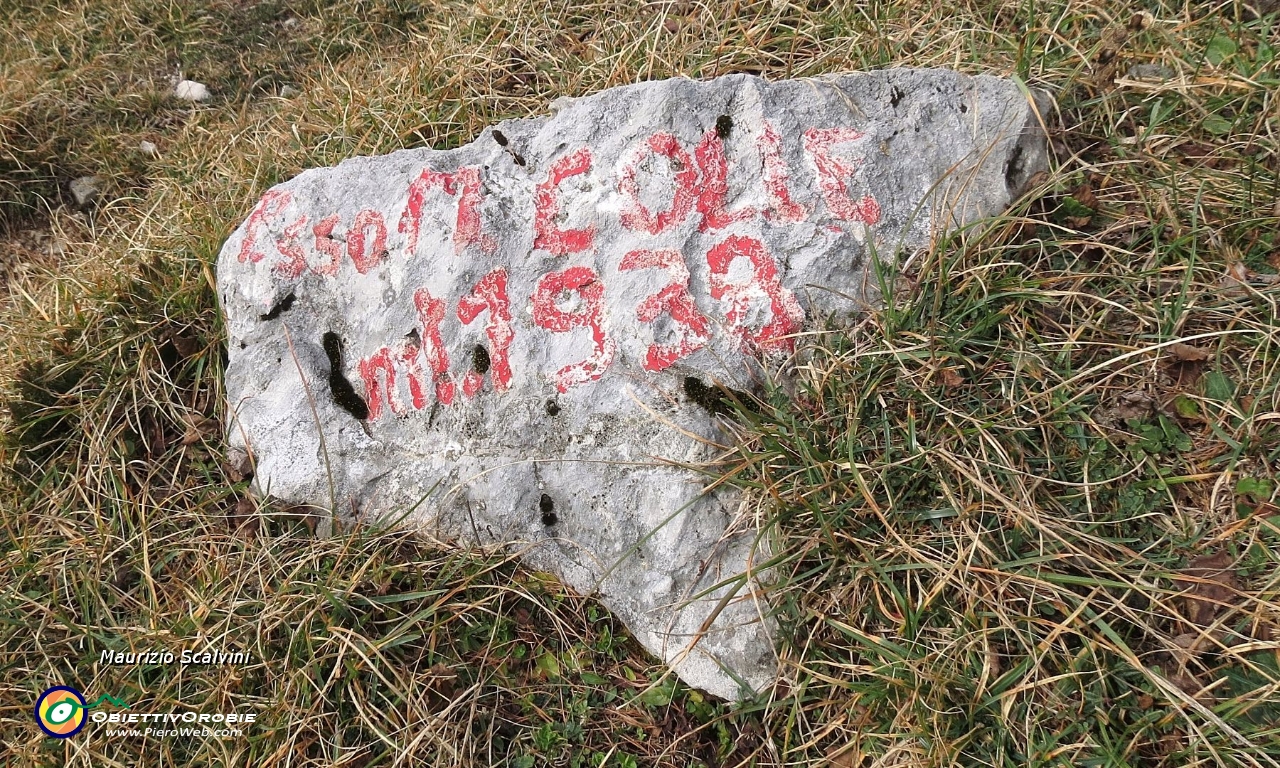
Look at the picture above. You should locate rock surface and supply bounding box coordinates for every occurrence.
[217,69,1049,700]
[174,79,211,102]
[69,175,102,207]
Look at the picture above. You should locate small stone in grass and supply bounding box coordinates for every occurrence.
[174,79,211,102]
[279,85,300,99]
[68,176,102,207]
[1126,63,1175,82]
[139,140,159,157]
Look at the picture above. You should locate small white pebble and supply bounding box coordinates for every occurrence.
[279,85,300,99]
[139,140,159,157]
[174,79,211,102]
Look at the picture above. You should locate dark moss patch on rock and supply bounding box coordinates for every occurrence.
[683,376,760,417]
[715,114,733,139]
[259,291,296,321]
[322,332,369,420]
[472,344,490,375]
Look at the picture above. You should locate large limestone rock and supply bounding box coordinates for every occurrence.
[217,69,1049,700]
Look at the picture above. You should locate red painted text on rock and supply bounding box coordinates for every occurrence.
[532,266,616,393]
[534,148,595,255]
[619,132,698,235]
[456,267,514,397]
[619,248,710,372]
[706,234,804,353]
[401,167,496,257]
[241,118,894,412]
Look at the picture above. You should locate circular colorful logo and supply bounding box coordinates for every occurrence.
[35,686,87,738]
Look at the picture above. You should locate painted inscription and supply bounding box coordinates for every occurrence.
[238,119,881,418]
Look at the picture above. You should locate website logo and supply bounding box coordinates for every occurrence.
[34,686,130,738]
[34,686,88,738]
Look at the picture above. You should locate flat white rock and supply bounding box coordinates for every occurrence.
[174,79,211,102]
[217,69,1048,700]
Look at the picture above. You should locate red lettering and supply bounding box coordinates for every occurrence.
[619,133,697,235]
[457,268,514,397]
[400,167,495,257]
[347,209,388,274]
[760,123,806,223]
[706,235,805,353]
[531,267,615,392]
[358,339,429,420]
[312,214,344,277]
[802,127,881,224]
[237,190,292,264]
[534,148,595,255]
[397,342,429,411]
[272,215,310,279]
[359,348,395,420]
[412,288,456,405]
[618,249,710,371]
[695,131,754,232]
[306,210,391,277]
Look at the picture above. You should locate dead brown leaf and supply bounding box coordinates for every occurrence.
[1098,389,1155,425]
[1164,344,1212,389]
[1168,343,1212,362]
[179,413,218,445]
[940,367,964,389]
[1064,176,1098,228]
[826,744,860,768]
[1024,169,1050,192]
[1221,261,1251,293]
[140,409,167,456]
[1168,671,1203,696]
[222,451,254,483]
[1072,176,1099,211]
[1165,361,1205,390]
[1063,215,1092,230]
[1181,141,1234,171]
[426,662,459,703]
[228,496,259,539]
[1175,550,1243,632]
[281,504,323,534]
[168,328,201,359]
